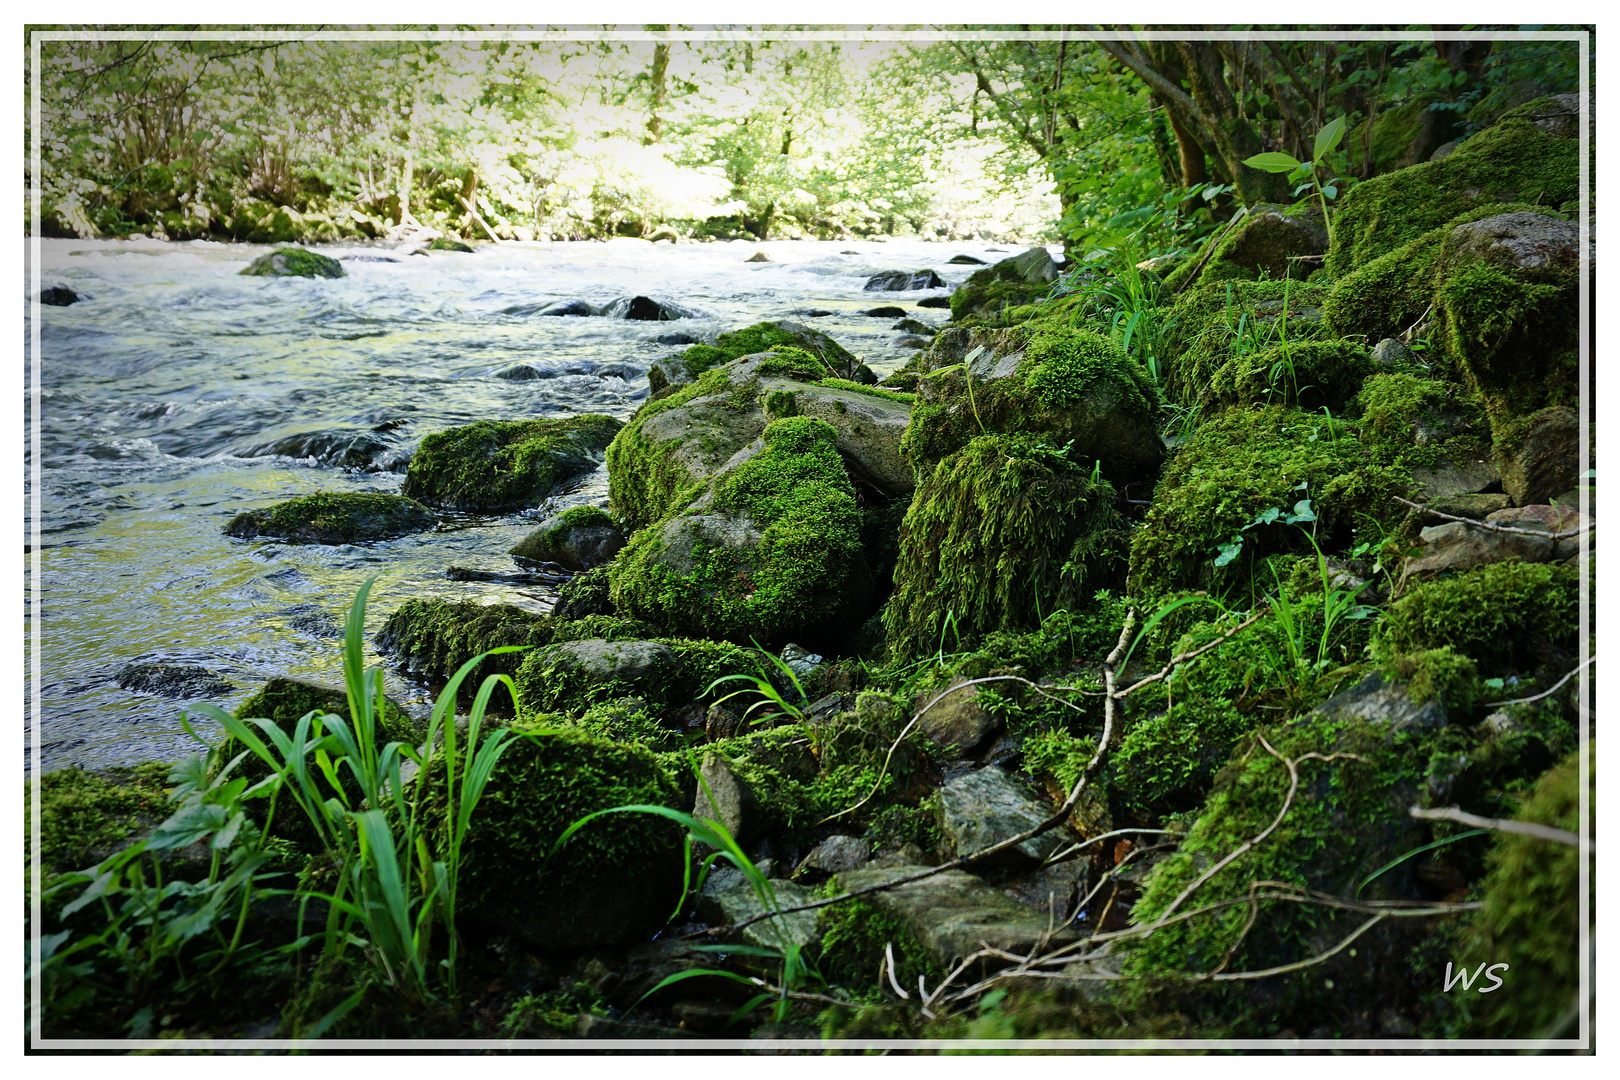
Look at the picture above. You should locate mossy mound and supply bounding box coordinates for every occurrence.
[238,247,345,278]
[1354,372,1489,467]
[1127,406,1402,598]
[1163,202,1326,292]
[1463,744,1590,1037]
[652,321,861,395]
[1202,339,1376,415]
[422,725,684,949]
[1375,560,1578,676]
[510,636,757,718]
[32,763,173,875]
[884,432,1127,662]
[224,492,436,545]
[949,278,1053,323]
[374,597,655,703]
[901,326,1162,482]
[1159,280,1331,410]
[1326,99,1581,277]
[225,676,418,847]
[401,414,623,512]
[608,416,871,649]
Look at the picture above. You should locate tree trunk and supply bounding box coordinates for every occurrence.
[644,38,669,145]
[459,168,479,237]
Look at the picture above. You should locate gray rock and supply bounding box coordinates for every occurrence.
[893,335,931,349]
[1219,205,1328,279]
[1446,212,1583,280]
[117,662,233,699]
[238,248,345,279]
[697,873,820,953]
[745,251,772,263]
[494,363,544,381]
[1371,337,1414,366]
[1307,672,1446,735]
[864,269,946,291]
[704,702,743,741]
[835,864,1079,971]
[797,835,872,877]
[1401,520,1557,578]
[1006,245,1061,284]
[692,753,758,845]
[236,428,393,469]
[1501,406,1580,506]
[892,318,936,336]
[998,858,1088,919]
[41,285,79,306]
[937,766,1074,869]
[510,509,625,571]
[1486,503,1585,559]
[916,296,951,309]
[914,678,1001,755]
[1411,455,1502,499]
[1427,492,1515,520]
[1429,138,1464,162]
[529,638,679,699]
[862,306,907,317]
[947,254,987,265]
[779,643,823,685]
[1519,92,1584,139]
[736,360,915,495]
[535,299,600,317]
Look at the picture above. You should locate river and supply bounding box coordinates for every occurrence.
[25,235,1029,772]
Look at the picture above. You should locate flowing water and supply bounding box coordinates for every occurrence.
[26,235,1031,773]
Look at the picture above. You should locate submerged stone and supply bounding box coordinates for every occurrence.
[224,492,436,544]
[599,295,697,320]
[41,285,79,306]
[116,662,233,699]
[864,269,947,291]
[426,237,474,252]
[238,247,345,278]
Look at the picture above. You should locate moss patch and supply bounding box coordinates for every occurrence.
[884,432,1127,662]
[32,763,172,874]
[421,725,684,949]
[224,492,435,544]
[1203,339,1375,414]
[1375,560,1578,676]
[401,414,622,511]
[608,416,868,647]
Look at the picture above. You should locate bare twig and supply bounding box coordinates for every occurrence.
[1043,826,1183,866]
[1115,609,1267,698]
[1483,658,1594,707]
[1394,495,1591,541]
[1399,302,1434,344]
[1409,805,1586,849]
[883,943,909,999]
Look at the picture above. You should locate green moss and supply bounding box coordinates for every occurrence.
[1375,561,1578,676]
[1345,93,1452,176]
[899,327,1161,481]
[948,278,1051,322]
[32,763,172,874]
[813,378,915,404]
[1164,202,1325,291]
[401,414,623,511]
[1203,339,1376,414]
[561,699,685,752]
[224,492,435,545]
[511,637,756,718]
[678,343,729,375]
[818,894,943,991]
[1327,109,1580,277]
[420,725,683,949]
[1120,713,1434,1029]
[1463,745,1589,1037]
[1110,699,1251,821]
[1127,407,1400,598]
[884,432,1128,662]
[605,367,736,530]
[426,237,474,252]
[1382,646,1482,711]
[238,247,344,278]
[608,416,868,646]
[1160,280,1331,410]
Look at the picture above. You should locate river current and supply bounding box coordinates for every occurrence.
[26,235,1029,773]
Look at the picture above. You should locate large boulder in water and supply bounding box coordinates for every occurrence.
[236,428,393,470]
[864,269,946,291]
[600,295,697,320]
[224,492,436,544]
[401,414,622,512]
[609,416,874,651]
[41,285,79,306]
[239,247,345,279]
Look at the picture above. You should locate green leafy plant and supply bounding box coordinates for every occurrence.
[1242,116,1348,246]
[704,643,811,729]
[1265,532,1378,703]
[192,578,523,1009]
[1212,483,1318,568]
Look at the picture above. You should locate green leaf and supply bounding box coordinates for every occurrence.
[1242,151,1302,173]
[1314,116,1347,161]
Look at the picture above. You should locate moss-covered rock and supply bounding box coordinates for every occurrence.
[1128,406,1402,597]
[423,725,684,949]
[1345,93,1464,177]
[1375,560,1578,676]
[884,432,1127,661]
[1164,202,1327,292]
[224,492,436,544]
[512,638,682,714]
[609,416,871,650]
[901,326,1162,483]
[1354,372,1489,467]
[1463,744,1590,1037]
[1203,339,1376,414]
[654,321,862,394]
[1159,280,1331,411]
[238,247,344,278]
[401,414,622,512]
[32,763,172,874]
[426,237,474,252]
[509,505,625,570]
[1326,99,1581,277]
[946,247,1060,322]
